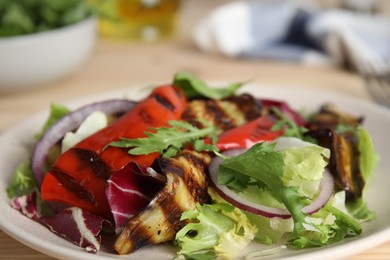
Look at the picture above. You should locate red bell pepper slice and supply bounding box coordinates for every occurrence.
[41,85,187,219]
[216,115,284,150]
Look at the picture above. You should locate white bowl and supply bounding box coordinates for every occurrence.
[0,17,97,92]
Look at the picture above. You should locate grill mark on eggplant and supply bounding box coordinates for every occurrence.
[50,167,95,204]
[225,93,263,121]
[114,150,211,254]
[181,106,203,129]
[204,99,235,131]
[73,148,112,180]
[179,151,211,203]
[181,94,263,131]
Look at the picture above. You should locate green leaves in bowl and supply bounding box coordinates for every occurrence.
[0,0,93,37]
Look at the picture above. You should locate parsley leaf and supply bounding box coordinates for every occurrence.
[108,120,220,158]
[173,71,244,100]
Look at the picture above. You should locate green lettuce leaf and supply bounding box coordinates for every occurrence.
[346,127,378,221]
[281,145,329,198]
[218,141,361,248]
[7,160,36,199]
[175,202,257,259]
[35,103,70,140]
[219,142,308,233]
[288,191,361,248]
[173,71,243,100]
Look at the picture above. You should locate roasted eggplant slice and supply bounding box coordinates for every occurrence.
[181,94,263,132]
[307,103,363,130]
[306,128,363,201]
[114,150,212,254]
[306,104,364,201]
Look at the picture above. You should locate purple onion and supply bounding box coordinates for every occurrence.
[31,99,137,188]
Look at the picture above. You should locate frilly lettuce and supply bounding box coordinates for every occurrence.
[346,127,378,221]
[175,200,257,259]
[6,160,36,199]
[275,137,330,198]
[289,191,361,248]
[217,140,362,249]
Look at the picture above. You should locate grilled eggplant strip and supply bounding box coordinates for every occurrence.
[308,103,363,130]
[306,128,364,201]
[181,94,263,132]
[114,150,212,255]
[306,104,364,201]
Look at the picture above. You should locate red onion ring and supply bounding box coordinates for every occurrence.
[208,148,334,219]
[31,99,137,188]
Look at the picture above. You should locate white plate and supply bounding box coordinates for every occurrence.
[0,84,389,260]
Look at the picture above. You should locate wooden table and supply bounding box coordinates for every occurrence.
[1,1,389,259]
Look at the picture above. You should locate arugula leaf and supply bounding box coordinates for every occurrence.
[108,120,219,157]
[270,107,309,141]
[36,103,71,140]
[173,71,244,100]
[7,160,36,199]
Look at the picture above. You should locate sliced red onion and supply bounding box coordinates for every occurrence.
[209,149,334,218]
[31,99,137,188]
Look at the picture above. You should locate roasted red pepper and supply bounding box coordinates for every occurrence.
[41,85,187,218]
[216,114,284,150]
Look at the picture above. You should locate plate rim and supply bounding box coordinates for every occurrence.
[0,84,389,260]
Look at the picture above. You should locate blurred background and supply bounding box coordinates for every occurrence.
[0,0,389,94]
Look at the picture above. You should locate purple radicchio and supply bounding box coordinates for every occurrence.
[106,162,164,234]
[260,98,306,126]
[10,192,109,253]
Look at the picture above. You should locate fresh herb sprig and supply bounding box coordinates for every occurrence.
[108,120,220,158]
[270,107,308,140]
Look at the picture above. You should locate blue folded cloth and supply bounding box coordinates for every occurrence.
[193,0,390,71]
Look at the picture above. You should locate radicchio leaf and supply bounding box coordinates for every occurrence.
[260,99,306,126]
[10,192,108,253]
[106,162,164,234]
[10,192,40,220]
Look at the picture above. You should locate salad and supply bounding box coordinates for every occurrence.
[7,72,378,259]
[0,0,92,37]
